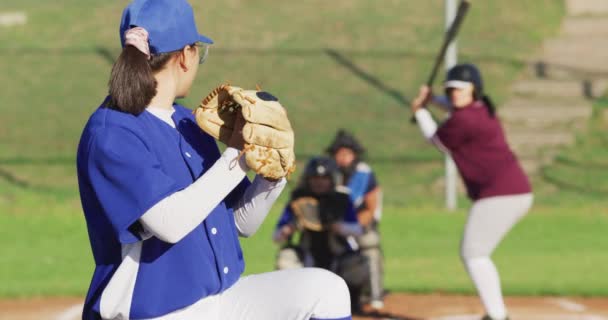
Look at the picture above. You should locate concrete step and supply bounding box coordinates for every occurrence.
[498,97,592,127]
[519,159,542,175]
[542,36,608,74]
[505,130,575,149]
[544,36,608,56]
[566,0,608,16]
[515,149,561,176]
[511,144,562,162]
[502,117,586,131]
[562,16,608,37]
[494,0,608,176]
[525,61,608,81]
[511,79,607,99]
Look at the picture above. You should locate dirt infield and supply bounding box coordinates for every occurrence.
[1,294,607,320]
[357,294,608,320]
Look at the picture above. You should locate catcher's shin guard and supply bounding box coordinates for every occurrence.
[275,245,304,270]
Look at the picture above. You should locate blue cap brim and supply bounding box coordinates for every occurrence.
[199,34,213,44]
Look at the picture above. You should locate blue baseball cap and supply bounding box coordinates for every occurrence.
[119,0,213,55]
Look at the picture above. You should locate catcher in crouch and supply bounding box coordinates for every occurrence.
[76,0,352,319]
[273,156,370,313]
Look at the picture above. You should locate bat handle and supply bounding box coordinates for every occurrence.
[410,81,433,124]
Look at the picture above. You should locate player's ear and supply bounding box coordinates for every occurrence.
[177,46,193,72]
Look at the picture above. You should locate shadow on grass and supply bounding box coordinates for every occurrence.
[324,48,410,106]
[0,166,29,188]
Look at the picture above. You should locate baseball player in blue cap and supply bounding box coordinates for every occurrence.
[76,1,352,319]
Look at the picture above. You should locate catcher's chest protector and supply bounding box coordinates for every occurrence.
[296,192,353,266]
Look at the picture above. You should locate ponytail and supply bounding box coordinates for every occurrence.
[106,46,176,115]
[481,95,496,117]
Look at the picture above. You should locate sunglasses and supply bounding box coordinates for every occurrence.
[195,42,210,65]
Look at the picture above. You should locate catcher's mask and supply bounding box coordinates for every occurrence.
[444,63,484,100]
[303,156,341,191]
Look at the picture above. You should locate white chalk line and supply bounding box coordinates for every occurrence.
[55,303,83,320]
[549,298,588,312]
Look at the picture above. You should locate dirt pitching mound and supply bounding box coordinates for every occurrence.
[1,294,607,320]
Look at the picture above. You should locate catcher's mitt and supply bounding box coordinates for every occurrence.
[290,196,323,232]
[195,84,296,180]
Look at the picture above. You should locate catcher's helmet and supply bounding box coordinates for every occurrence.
[304,156,339,177]
[325,129,365,156]
[303,156,341,185]
[445,63,484,99]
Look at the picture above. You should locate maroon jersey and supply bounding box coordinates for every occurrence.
[434,101,531,200]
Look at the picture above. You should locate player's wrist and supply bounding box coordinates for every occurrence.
[222,147,249,172]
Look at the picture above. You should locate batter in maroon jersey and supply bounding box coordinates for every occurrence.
[412,63,533,320]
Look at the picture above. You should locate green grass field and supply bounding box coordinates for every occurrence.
[4,0,607,298]
[2,201,608,298]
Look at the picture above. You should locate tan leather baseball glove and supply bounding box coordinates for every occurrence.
[290,196,323,232]
[195,84,296,180]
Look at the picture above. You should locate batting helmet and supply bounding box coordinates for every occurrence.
[445,63,497,116]
[445,63,484,99]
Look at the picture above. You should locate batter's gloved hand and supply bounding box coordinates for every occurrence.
[195,84,296,181]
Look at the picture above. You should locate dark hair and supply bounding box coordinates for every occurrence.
[105,45,178,115]
[481,95,496,117]
[325,129,366,157]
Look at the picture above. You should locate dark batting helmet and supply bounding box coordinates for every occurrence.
[445,63,484,99]
[444,63,496,116]
[301,156,343,188]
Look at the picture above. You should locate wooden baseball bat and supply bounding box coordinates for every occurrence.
[411,0,471,123]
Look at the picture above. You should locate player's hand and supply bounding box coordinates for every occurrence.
[328,222,341,234]
[411,85,433,113]
[228,112,246,150]
[280,224,296,237]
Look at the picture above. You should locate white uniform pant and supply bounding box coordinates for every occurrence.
[145,268,352,320]
[460,193,533,319]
